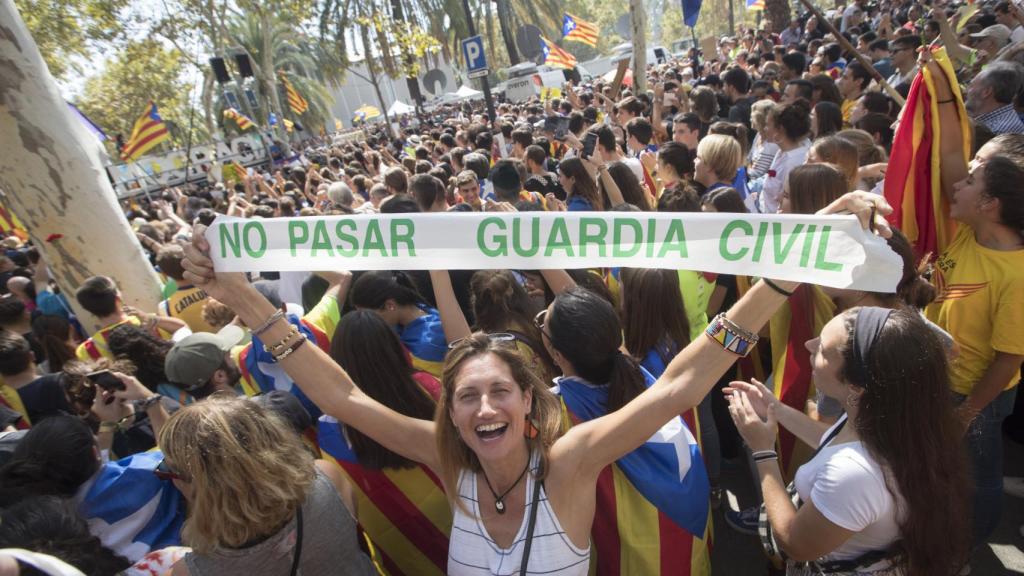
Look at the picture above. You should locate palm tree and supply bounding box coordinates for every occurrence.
[228,12,337,135]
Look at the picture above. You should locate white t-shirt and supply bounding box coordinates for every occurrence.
[760,141,809,214]
[1012,25,1024,45]
[793,416,903,563]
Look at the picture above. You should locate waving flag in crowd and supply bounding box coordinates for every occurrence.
[682,0,702,26]
[120,102,170,161]
[884,47,966,258]
[279,71,309,115]
[562,13,599,47]
[223,107,256,131]
[540,36,578,69]
[746,0,765,10]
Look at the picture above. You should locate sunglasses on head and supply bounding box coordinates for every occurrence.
[153,457,189,482]
[448,332,518,350]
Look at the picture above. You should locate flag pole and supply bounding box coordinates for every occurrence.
[795,0,906,106]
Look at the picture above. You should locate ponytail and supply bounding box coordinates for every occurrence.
[605,352,647,413]
[350,270,427,309]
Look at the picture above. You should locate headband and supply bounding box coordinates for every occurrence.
[849,306,894,388]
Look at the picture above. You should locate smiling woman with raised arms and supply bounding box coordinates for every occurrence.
[182,192,891,576]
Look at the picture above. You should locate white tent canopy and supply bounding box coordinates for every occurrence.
[442,84,484,103]
[387,100,416,116]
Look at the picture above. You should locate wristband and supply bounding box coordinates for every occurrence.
[138,394,162,410]
[272,334,307,361]
[263,324,300,355]
[251,309,285,337]
[762,278,795,297]
[705,313,759,357]
[752,450,778,462]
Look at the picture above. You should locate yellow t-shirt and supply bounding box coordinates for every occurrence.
[159,285,217,333]
[76,317,173,362]
[926,226,1024,395]
[841,99,856,126]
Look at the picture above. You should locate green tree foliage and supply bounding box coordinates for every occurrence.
[75,39,204,152]
[13,0,130,80]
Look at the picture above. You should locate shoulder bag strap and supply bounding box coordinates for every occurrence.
[518,474,543,576]
[290,507,304,576]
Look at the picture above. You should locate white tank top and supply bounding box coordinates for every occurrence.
[447,451,591,576]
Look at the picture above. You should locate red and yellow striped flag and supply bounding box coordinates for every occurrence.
[223,108,256,131]
[562,13,599,48]
[279,71,309,115]
[769,285,836,479]
[121,102,170,161]
[540,36,578,70]
[884,47,965,258]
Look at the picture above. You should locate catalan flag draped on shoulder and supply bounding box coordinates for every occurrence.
[121,102,170,161]
[397,305,448,378]
[318,414,452,576]
[223,108,256,131]
[234,293,340,420]
[562,13,598,47]
[279,71,309,115]
[540,36,578,70]
[884,47,965,258]
[768,285,836,478]
[556,373,711,576]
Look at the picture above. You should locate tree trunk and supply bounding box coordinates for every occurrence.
[630,0,647,94]
[764,0,790,35]
[361,25,394,140]
[484,0,497,66]
[201,68,216,136]
[0,0,163,332]
[259,11,291,154]
[494,0,520,64]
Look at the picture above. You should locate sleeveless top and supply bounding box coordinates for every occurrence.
[448,451,590,576]
[184,469,376,575]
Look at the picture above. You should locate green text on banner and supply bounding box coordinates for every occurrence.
[206,212,902,292]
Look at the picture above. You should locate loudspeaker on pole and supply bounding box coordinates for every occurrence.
[210,57,231,84]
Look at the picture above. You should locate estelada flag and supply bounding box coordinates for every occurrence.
[279,71,309,115]
[558,373,712,576]
[563,13,599,47]
[769,285,836,479]
[540,36,578,70]
[318,416,451,576]
[121,102,170,161]
[884,47,966,258]
[223,108,256,131]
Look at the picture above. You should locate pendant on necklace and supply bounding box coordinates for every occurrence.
[495,499,506,514]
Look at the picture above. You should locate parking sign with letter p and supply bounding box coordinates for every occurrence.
[461,35,489,79]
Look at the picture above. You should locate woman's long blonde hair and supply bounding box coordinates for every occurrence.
[158,394,315,553]
[436,334,563,512]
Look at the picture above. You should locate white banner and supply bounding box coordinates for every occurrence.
[207,212,903,292]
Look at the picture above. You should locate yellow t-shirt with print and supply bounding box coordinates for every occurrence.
[926,226,1024,395]
[159,285,217,333]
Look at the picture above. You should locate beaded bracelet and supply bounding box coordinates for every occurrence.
[263,324,300,355]
[272,334,307,361]
[704,313,759,357]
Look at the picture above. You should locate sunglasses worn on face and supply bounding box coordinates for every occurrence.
[153,457,189,482]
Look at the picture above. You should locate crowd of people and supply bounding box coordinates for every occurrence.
[1,0,1024,575]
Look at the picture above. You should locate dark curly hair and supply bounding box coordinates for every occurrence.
[106,324,172,392]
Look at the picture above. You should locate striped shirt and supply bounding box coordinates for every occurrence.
[975,104,1024,135]
[448,452,590,575]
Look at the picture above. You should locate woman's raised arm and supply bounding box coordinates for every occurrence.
[557,192,893,478]
[182,226,440,473]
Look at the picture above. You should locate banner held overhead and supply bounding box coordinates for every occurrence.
[207,213,902,292]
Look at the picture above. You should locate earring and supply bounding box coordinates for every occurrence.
[846,389,859,408]
[524,415,539,439]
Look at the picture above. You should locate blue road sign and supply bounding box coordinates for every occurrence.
[461,35,489,78]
